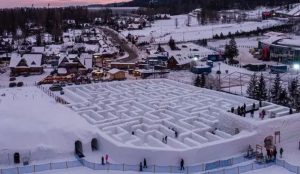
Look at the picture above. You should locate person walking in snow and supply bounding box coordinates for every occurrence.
[231,107,234,113]
[139,162,143,171]
[101,156,105,165]
[237,106,241,116]
[250,110,254,118]
[180,159,184,170]
[274,148,277,160]
[280,148,283,158]
[252,103,256,111]
[143,158,147,168]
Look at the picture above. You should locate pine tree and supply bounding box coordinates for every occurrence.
[288,78,299,108]
[224,37,239,64]
[247,73,258,99]
[36,33,42,46]
[271,74,282,104]
[257,73,267,100]
[157,43,164,52]
[168,37,176,50]
[278,89,289,106]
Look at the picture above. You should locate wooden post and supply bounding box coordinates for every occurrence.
[123,164,124,171]
[34,165,35,172]
[154,165,156,173]
[238,166,240,174]
[297,166,299,174]
[66,162,68,168]
[17,167,19,174]
[93,163,95,169]
[187,166,189,174]
[50,163,52,170]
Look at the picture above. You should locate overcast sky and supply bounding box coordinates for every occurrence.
[0,0,130,8]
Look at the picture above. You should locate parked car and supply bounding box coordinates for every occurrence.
[49,84,63,91]
[9,82,17,88]
[17,82,24,87]
[10,77,16,81]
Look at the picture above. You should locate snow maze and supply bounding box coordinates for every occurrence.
[60,79,264,150]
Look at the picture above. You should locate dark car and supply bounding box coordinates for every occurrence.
[49,84,63,91]
[10,77,16,81]
[9,82,17,88]
[17,82,24,87]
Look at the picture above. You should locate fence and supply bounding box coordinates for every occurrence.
[1,156,299,174]
[276,159,300,174]
[36,85,69,104]
[0,156,248,174]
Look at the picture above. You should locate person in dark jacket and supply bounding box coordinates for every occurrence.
[143,158,147,168]
[180,159,184,170]
[101,156,105,165]
[139,162,143,171]
[280,148,284,158]
[274,148,277,160]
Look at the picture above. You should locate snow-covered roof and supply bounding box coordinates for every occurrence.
[80,53,93,69]
[58,53,93,69]
[277,36,300,47]
[108,68,123,74]
[260,35,288,45]
[9,53,42,68]
[170,54,192,65]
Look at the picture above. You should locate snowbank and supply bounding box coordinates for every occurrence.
[0,87,98,164]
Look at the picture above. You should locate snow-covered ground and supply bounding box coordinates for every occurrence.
[0,87,98,165]
[0,67,52,88]
[121,15,285,43]
[1,79,300,173]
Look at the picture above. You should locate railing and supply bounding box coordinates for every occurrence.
[0,156,248,174]
[276,159,300,174]
[1,156,299,174]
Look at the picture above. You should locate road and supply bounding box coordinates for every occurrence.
[101,27,139,63]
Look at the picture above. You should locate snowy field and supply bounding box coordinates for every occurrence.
[121,15,284,43]
[0,87,98,165]
[0,67,52,88]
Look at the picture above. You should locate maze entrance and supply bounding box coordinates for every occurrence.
[75,140,84,158]
[91,138,99,151]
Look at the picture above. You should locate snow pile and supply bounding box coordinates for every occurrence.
[0,87,98,164]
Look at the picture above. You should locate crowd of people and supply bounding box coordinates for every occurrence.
[230,102,267,119]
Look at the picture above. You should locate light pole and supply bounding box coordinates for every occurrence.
[218,62,221,90]
[293,63,300,75]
